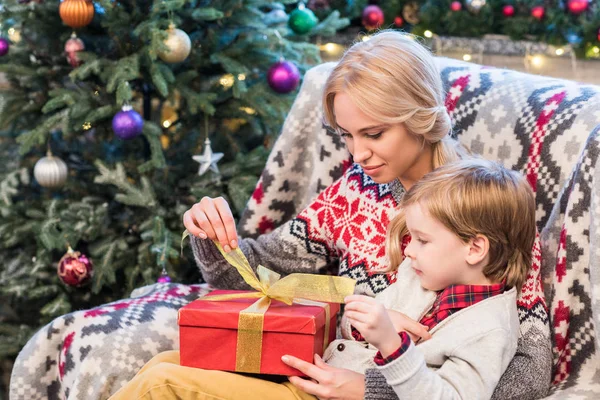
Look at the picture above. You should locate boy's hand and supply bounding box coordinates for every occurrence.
[344,295,401,355]
[386,309,432,343]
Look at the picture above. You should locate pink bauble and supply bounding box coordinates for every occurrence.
[451,1,462,12]
[503,5,515,17]
[567,0,589,15]
[362,5,384,30]
[57,248,94,287]
[531,6,545,20]
[65,36,85,67]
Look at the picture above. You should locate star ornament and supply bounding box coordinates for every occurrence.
[193,138,223,176]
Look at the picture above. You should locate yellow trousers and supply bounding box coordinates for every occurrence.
[108,350,317,400]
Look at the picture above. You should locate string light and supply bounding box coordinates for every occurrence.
[555,48,565,56]
[82,122,92,130]
[220,74,235,88]
[593,47,600,54]
[531,55,544,68]
[239,107,256,115]
[463,54,472,62]
[237,74,246,81]
[361,35,371,42]
[424,30,433,38]
[162,120,172,128]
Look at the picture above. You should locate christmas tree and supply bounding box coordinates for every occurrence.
[0,0,348,392]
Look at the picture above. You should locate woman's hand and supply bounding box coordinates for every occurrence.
[282,354,365,400]
[386,309,432,343]
[182,196,238,252]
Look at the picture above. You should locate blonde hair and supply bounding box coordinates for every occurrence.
[322,30,467,169]
[385,159,535,292]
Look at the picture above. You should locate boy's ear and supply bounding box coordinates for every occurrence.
[465,234,489,266]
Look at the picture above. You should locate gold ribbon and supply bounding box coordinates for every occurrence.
[202,242,356,373]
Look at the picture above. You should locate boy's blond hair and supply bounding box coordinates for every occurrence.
[322,30,467,169]
[385,159,535,291]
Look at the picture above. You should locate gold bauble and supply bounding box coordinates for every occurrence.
[59,0,95,29]
[34,153,68,189]
[158,26,191,63]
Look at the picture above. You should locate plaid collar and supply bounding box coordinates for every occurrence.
[420,281,506,330]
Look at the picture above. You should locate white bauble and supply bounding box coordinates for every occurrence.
[34,154,68,188]
[158,25,191,63]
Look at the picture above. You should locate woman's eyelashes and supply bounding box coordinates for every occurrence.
[337,130,384,139]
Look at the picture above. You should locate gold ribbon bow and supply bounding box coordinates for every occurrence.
[202,242,356,373]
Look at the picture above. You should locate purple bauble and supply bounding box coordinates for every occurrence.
[0,38,10,57]
[157,273,172,283]
[267,61,300,94]
[112,107,144,140]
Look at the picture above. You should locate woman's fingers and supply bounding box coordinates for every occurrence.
[182,210,206,238]
[198,197,232,250]
[214,196,238,249]
[190,202,217,241]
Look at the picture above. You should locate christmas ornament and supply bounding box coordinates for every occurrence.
[566,30,582,45]
[531,6,545,20]
[451,1,462,12]
[394,16,404,27]
[465,0,486,13]
[402,3,420,25]
[567,0,589,15]
[0,38,9,57]
[112,105,144,140]
[57,246,93,287]
[503,5,515,17]
[597,27,600,41]
[65,33,85,67]
[34,152,68,189]
[308,0,329,11]
[288,4,318,34]
[267,60,301,94]
[157,267,171,283]
[158,24,191,63]
[59,0,95,29]
[362,5,385,30]
[193,138,224,176]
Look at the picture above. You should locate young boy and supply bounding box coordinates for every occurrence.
[109,158,534,400]
[316,158,534,399]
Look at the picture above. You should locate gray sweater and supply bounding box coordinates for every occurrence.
[325,259,519,399]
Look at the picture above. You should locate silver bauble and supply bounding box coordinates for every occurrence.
[158,25,191,63]
[465,0,486,13]
[34,153,68,188]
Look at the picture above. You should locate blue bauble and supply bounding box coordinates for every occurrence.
[112,107,144,140]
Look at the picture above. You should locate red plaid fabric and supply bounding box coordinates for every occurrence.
[369,281,506,365]
[419,282,505,331]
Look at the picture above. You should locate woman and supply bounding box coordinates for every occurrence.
[182,31,550,400]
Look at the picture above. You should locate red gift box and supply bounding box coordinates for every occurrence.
[178,290,340,376]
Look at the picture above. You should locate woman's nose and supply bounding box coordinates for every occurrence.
[352,138,371,163]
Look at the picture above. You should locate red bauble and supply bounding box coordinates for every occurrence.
[362,5,385,30]
[567,0,589,15]
[503,5,515,17]
[531,6,545,20]
[394,16,404,27]
[451,1,462,12]
[65,35,85,67]
[57,247,94,287]
[597,27,600,42]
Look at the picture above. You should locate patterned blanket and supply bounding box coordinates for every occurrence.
[10,59,600,399]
